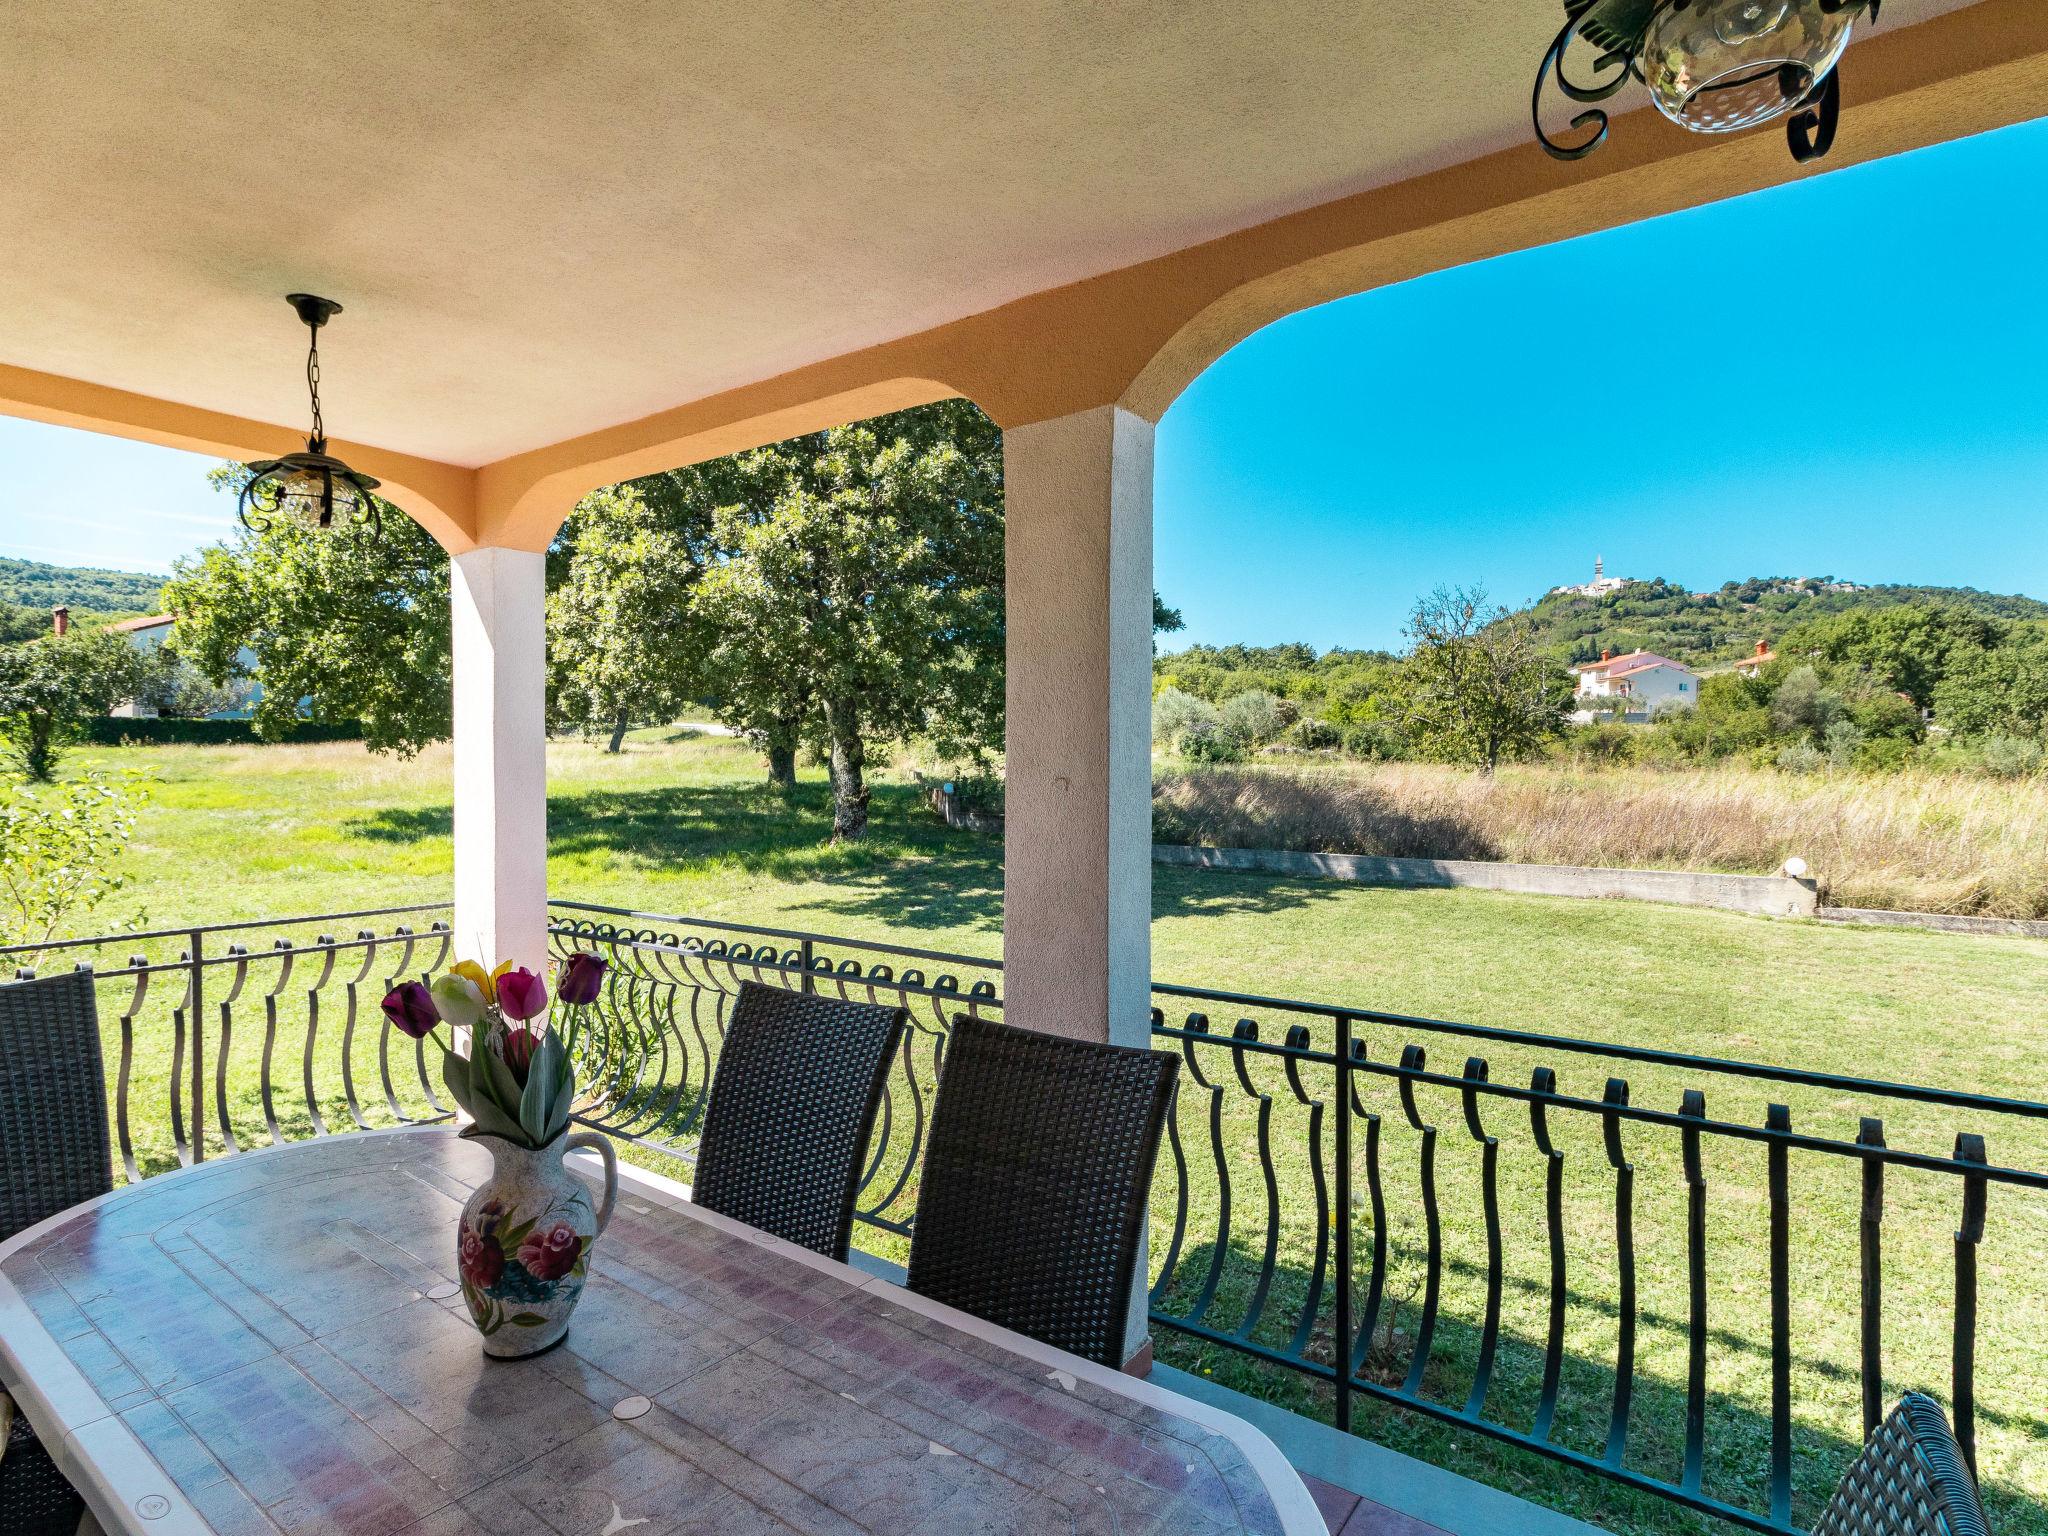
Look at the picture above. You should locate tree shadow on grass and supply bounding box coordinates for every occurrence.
[346,780,1359,938]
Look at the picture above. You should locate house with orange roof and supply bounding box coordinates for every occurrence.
[1570,647,1699,722]
[1734,640,1778,678]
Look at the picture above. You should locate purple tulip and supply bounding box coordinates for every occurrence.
[495,966,548,1022]
[381,980,439,1040]
[557,952,608,1007]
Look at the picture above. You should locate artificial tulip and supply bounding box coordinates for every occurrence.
[430,972,488,1029]
[557,952,607,1006]
[494,966,549,1021]
[380,980,439,1040]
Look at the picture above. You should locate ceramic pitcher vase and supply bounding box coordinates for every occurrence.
[455,1126,617,1359]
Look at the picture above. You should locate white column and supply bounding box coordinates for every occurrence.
[1002,405,1155,1050]
[451,547,549,971]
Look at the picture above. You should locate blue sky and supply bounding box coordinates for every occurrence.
[1156,115,2048,650]
[3,118,2045,647]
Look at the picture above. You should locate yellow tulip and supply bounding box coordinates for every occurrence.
[451,959,496,1004]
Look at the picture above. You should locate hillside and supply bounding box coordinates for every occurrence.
[0,555,164,616]
[1525,576,2048,669]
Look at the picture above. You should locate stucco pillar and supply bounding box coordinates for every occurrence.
[451,547,549,971]
[1002,405,1155,1051]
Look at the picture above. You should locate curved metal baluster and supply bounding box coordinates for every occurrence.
[212,944,252,1155]
[1150,1007,1192,1304]
[114,958,149,1183]
[1229,1020,1284,1342]
[1528,1067,1568,1442]
[258,940,297,1146]
[1280,1023,1329,1359]
[1602,1077,1637,1468]
[1678,1089,1709,1494]
[339,930,379,1129]
[301,936,339,1137]
[1766,1102,1793,1526]
[1179,1017,1234,1329]
[1396,1044,1441,1396]
[1349,1040,1388,1381]
[1952,1132,1987,1478]
[376,927,421,1122]
[1461,1057,1503,1419]
[412,923,453,1115]
[168,945,191,1165]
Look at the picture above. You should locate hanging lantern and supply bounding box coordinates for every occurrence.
[239,294,382,535]
[1532,0,1878,164]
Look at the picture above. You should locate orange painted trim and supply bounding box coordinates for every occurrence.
[0,361,477,552]
[3,0,2041,556]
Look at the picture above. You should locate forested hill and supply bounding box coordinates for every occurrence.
[0,555,164,616]
[1526,577,2048,668]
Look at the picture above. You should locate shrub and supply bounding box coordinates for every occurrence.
[1566,723,1636,767]
[1978,735,2045,780]
[1822,719,1863,771]
[0,765,152,957]
[1178,718,1246,764]
[1853,736,1916,775]
[75,717,364,747]
[1219,689,1286,748]
[1288,717,1342,751]
[1152,687,1220,749]
[1776,741,1826,775]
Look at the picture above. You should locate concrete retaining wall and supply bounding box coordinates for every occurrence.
[1153,843,1820,918]
[1818,906,2048,939]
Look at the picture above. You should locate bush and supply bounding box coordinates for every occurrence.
[0,765,152,955]
[1178,717,1246,764]
[1566,723,1636,767]
[1219,689,1286,748]
[1853,736,1916,774]
[1152,687,1220,749]
[1288,717,1342,751]
[1342,720,1411,761]
[74,717,364,747]
[1776,741,1826,775]
[1822,718,1863,771]
[1977,735,2045,779]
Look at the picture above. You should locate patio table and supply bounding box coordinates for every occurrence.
[0,1126,1320,1536]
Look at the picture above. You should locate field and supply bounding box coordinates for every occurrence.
[14,731,2048,1534]
[1154,758,2048,919]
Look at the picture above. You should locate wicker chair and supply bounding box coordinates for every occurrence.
[0,970,111,1536]
[691,981,907,1261]
[906,1013,1177,1368]
[1812,1393,1991,1536]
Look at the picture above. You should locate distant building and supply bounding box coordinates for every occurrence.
[1733,640,1777,678]
[1570,648,1698,722]
[61,609,258,720]
[1550,556,1630,599]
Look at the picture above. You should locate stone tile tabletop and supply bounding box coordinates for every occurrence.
[0,1127,1320,1535]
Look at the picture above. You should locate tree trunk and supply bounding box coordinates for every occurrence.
[822,699,868,841]
[764,710,801,791]
[605,709,629,754]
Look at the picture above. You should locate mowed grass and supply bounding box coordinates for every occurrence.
[24,732,2048,1534]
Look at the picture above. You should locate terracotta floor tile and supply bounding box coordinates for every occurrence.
[1337,1496,1456,1536]
[1301,1472,1361,1532]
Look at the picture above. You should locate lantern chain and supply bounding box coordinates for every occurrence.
[305,321,326,453]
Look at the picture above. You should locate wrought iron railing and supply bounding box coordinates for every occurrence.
[8,898,2045,1534]
[2,904,456,1180]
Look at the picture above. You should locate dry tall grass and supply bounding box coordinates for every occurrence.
[1151,760,2048,917]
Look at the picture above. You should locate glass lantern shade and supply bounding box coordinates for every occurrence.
[240,451,380,532]
[1641,0,1853,134]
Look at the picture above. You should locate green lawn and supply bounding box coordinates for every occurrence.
[22,731,2048,1535]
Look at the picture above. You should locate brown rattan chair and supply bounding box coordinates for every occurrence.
[1812,1393,1991,1536]
[905,1013,1177,1368]
[691,980,907,1261]
[0,969,111,1536]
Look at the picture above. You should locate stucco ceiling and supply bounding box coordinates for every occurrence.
[0,0,1982,467]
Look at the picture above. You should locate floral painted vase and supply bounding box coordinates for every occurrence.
[456,1127,617,1359]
